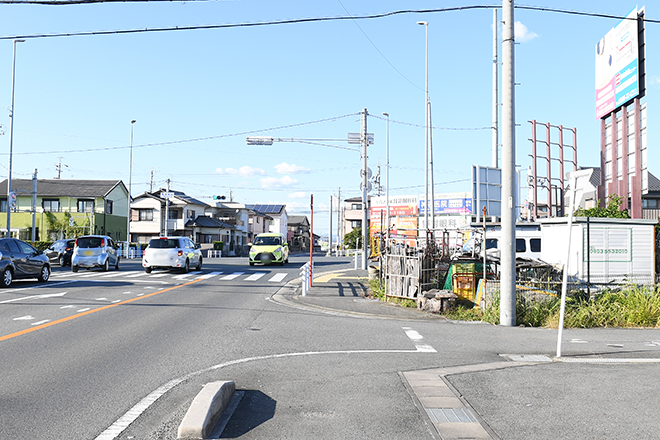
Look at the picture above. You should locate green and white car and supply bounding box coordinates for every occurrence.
[248,233,289,266]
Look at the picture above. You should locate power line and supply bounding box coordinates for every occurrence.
[1,5,654,40]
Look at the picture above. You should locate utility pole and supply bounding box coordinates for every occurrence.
[360,108,369,270]
[164,178,170,236]
[337,187,342,255]
[493,9,499,169]
[31,169,37,242]
[149,169,155,192]
[55,157,68,179]
[500,0,516,326]
[328,195,333,256]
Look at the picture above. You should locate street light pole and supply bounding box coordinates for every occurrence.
[417,21,429,241]
[126,119,136,253]
[382,112,390,244]
[6,39,25,238]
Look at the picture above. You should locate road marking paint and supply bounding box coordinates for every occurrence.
[31,320,51,326]
[220,272,244,280]
[122,291,132,295]
[112,300,121,304]
[150,273,168,278]
[0,291,67,304]
[77,308,91,312]
[269,273,287,283]
[96,298,110,301]
[199,271,223,279]
[13,315,34,321]
[402,326,437,352]
[173,274,191,280]
[60,305,75,309]
[99,272,124,278]
[0,278,204,343]
[126,273,146,278]
[245,273,266,281]
[570,339,588,344]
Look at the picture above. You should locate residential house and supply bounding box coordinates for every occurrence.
[342,196,367,237]
[130,189,220,244]
[204,201,250,256]
[0,179,128,241]
[287,215,310,251]
[247,209,271,242]
[246,204,288,237]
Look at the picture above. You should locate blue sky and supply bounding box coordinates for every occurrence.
[0,1,655,235]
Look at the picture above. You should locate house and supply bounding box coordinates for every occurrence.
[247,209,271,242]
[130,189,217,244]
[0,178,128,241]
[287,215,310,251]
[204,201,250,256]
[246,204,288,237]
[342,196,367,237]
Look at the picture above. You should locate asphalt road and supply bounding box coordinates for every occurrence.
[2,255,660,440]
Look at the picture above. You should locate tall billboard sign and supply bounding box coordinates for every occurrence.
[595,8,640,119]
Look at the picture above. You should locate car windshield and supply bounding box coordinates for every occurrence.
[254,236,280,246]
[148,239,179,249]
[77,237,104,248]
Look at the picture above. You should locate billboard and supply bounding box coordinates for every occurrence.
[419,192,473,215]
[595,7,640,119]
[370,195,418,219]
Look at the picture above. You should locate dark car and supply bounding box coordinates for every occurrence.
[0,238,51,287]
[45,239,75,267]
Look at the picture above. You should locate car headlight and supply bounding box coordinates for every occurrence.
[249,248,257,255]
[273,247,282,254]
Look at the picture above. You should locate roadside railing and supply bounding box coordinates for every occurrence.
[207,250,222,258]
[300,262,312,296]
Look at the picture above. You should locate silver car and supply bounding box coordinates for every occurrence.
[71,235,120,272]
[142,237,202,273]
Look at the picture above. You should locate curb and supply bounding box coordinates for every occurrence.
[177,380,235,439]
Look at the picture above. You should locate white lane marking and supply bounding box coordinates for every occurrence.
[31,320,51,326]
[60,305,75,309]
[122,291,132,295]
[188,271,203,276]
[150,273,168,278]
[571,339,588,344]
[269,273,287,283]
[13,315,35,321]
[402,327,437,352]
[80,273,99,278]
[173,274,191,280]
[77,308,91,312]
[99,272,124,278]
[245,273,266,281]
[112,300,121,304]
[126,272,146,278]
[96,298,110,301]
[199,271,223,279]
[95,348,430,440]
[220,272,244,281]
[0,291,67,304]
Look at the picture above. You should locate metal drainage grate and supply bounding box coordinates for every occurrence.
[425,408,478,424]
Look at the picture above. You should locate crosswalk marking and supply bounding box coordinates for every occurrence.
[269,273,287,283]
[199,271,223,279]
[220,272,244,280]
[245,273,266,281]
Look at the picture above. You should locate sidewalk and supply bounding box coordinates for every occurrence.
[275,268,660,440]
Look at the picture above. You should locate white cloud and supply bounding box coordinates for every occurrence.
[288,191,307,199]
[275,162,311,174]
[515,21,538,43]
[216,166,265,178]
[260,175,298,188]
[649,76,660,87]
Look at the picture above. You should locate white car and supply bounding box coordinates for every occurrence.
[142,237,202,273]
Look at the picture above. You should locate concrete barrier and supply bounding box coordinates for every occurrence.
[177,380,235,439]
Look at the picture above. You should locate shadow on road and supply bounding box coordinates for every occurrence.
[219,390,276,438]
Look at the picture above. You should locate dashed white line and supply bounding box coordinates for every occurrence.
[402,327,437,353]
[245,273,266,281]
[77,308,91,312]
[220,272,244,281]
[31,320,51,326]
[13,315,34,321]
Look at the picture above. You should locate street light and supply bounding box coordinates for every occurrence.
[417,21,430,240]
[126,119,136,252]
[382,112,390,242]
[6,39,25,238]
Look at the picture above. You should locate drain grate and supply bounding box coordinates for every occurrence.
[425,408,478,424]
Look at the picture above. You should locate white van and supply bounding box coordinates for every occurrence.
[483,229,542,260]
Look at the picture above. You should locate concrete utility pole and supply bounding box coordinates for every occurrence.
[328,194,333,256]
[164,178,170,236]
[360,108,369,270]
[500,0,516,326]
[337,187,342,255]
[31,169,37,242]
[493,9,499,168]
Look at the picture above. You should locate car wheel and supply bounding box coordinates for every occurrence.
[58,255,65,266]
[72,265,79,273]
[145,266,152,274]
[249,262,254,266]
[115,256,120,270]
[183,259,190,273]
[1,268,12,287]
[195,256,202,271]
[38,265,50,282]
[102,259,109,272]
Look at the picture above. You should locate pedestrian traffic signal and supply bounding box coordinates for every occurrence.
[212,195,226,200]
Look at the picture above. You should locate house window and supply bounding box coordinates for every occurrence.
[77,199,94,213]
[42,199,60,212]
[187,210,195,219]
[168,209,182,219]
[351,203,362,210]
[643,199,659,209]
[0,199,6,213]
[139,209,153,221]
[105,200,113,214]
[351,220,361,228]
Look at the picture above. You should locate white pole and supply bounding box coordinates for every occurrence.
[7,39,24,238]
[127,119,135,251]
[417,21,430,241]
[384,112,390,296]
[361,108,369,270]
[500,0,516,326]
[557,174,578,357]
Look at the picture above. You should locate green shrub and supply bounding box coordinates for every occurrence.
[213,241,224,250]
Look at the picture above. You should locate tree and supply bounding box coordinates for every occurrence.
[574,194,629,218]
[343,227,362,249]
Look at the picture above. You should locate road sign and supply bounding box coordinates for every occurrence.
[360,181,373,193]
[161,192,174,199]
[360,167,373,179]
[348,133,374,144]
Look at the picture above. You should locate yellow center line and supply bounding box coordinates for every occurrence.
[0,277,204,343]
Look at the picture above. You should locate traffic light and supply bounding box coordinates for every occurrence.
[212,195,226,200]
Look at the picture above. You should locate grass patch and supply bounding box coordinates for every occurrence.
[368,278,417,308]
